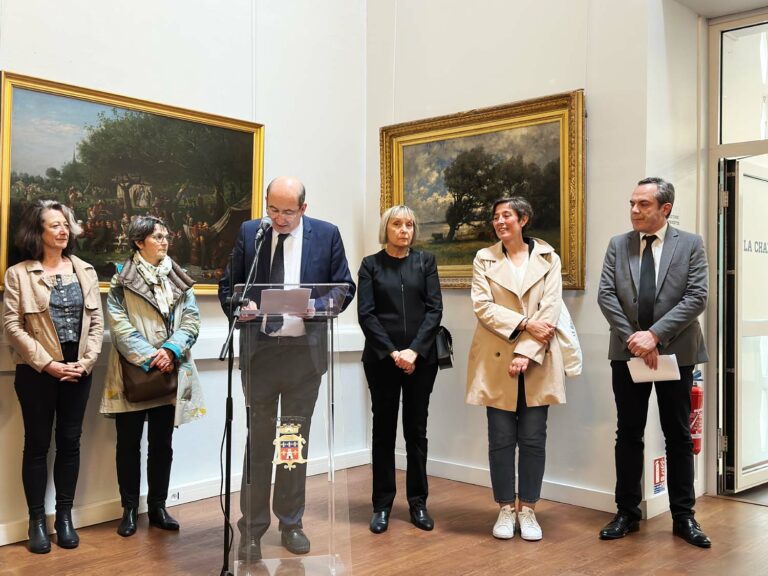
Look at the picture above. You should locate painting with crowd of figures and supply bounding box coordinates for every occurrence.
[0,72,264,294]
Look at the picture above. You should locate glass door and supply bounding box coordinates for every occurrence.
[720,154,768,492]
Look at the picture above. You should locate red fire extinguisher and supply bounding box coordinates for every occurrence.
[690,369,704,455]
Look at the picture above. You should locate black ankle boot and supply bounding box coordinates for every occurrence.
[117,507,138,537]
[148,506,180,530]
[28,512,51,554]
[54,508,80,548]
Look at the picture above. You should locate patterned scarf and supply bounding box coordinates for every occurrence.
[133,252,175,318]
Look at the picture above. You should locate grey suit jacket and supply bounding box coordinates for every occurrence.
[597,225,708,366]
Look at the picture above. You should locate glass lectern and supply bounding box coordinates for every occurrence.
[234,283,352,576]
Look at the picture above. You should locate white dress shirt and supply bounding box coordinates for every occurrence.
[266,218,305,337]
[639,222,668,283]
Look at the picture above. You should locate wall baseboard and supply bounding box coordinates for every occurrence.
[395,452,617,514]
[0,448,370,547]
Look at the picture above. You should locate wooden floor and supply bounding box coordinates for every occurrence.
[1,465,767,576]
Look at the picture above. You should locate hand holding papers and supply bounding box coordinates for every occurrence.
[627,354,681,383]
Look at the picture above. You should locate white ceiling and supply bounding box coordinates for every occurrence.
[676,0,768,18]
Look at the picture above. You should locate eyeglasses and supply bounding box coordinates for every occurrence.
[267,206,301,219]
[149,233,170,242]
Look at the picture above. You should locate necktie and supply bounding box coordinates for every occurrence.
[266,233,288,334]
[638,234,657,330]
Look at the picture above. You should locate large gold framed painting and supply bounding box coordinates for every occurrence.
[380,90,585,290]
[0,72,264,294]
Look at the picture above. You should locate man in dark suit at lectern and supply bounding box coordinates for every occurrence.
[218,176,355,561]
[597,177,711,548]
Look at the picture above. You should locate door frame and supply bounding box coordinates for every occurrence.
[708,9,768,494]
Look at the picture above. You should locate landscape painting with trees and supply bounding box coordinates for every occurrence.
[0,73,264,292]
[380,91,585,289]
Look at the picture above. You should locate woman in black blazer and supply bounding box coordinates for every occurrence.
[357,205,443,534]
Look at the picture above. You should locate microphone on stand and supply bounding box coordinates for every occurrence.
[239,216,273,309]
[254,216,272,246]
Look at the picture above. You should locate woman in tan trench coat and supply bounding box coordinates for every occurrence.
[466,196,565,542]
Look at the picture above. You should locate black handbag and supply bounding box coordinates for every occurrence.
[119,354,178,403]
[435,325,453,370]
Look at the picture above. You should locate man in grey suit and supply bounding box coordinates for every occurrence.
[597,177,711,548]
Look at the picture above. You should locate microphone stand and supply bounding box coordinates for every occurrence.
[218,229,267,576]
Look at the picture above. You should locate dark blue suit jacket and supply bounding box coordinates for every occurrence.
[218,216,356,315]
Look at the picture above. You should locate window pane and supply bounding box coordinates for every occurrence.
[722,23,768,144]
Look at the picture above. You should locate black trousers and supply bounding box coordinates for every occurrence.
[114,404,175,508]
[14,342,92,515]
[611,361,695,521]
[238,336,323,540]
[364,357,438,512]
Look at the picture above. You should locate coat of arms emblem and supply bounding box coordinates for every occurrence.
[273,422,307,470]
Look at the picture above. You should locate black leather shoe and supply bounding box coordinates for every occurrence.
[117,507,138,537]
[54,509,79,548]
[673,518,711,548]
[369,510,390,534]
[237,536,262,561]
[281,526,310,555]
[599,514,639,539]
[27,513,51,554]
[409,507,434,531]
[148,506,180,530]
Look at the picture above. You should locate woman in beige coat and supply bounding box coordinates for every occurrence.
[466,196,565,542]
[2,200,103,554]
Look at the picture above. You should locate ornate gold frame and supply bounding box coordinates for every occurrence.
[380,90,585,290]
[0,71,264,294]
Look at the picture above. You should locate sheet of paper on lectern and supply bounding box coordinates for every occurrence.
[259,288,312,314]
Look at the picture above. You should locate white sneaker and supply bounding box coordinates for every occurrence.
[518,506,542,541]
[492,505,516,539]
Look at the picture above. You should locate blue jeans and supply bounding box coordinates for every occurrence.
[487,376,549,504]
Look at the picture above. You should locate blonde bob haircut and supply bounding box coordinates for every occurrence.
[379,205,419,246]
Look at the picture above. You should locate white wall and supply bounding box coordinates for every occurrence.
[0,0,370,546]
[643,0,707,517]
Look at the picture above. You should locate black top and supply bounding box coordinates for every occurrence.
[357,249,443,364]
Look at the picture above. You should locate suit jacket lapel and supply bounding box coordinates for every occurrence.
[256,228,272,283]
[656,226,679,295]
[628,231,641,294]
[300,216,312,281]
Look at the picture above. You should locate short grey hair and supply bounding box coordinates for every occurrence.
[379,205,418,245]
[638,176,675,207]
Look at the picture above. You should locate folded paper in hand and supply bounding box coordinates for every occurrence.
[627,354,681,383]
